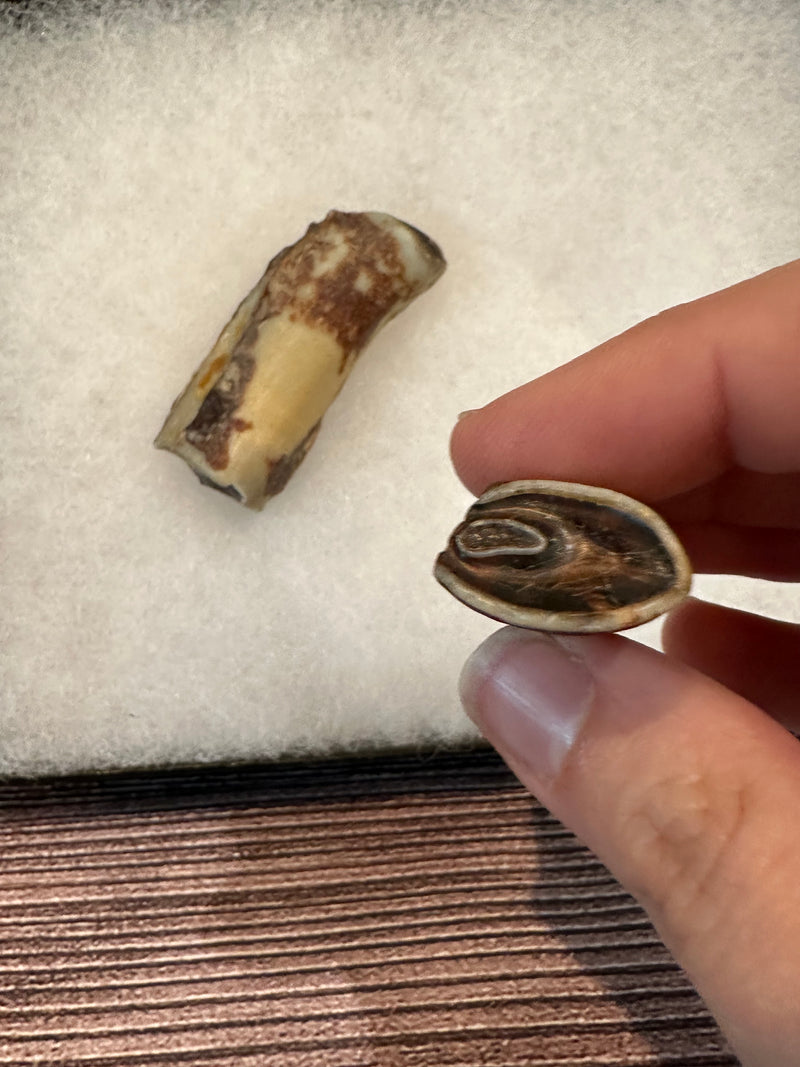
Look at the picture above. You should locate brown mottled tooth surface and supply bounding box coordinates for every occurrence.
[434,480,692,633]
[155,210,446,509]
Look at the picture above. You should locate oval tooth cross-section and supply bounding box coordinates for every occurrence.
[434,479,692,633]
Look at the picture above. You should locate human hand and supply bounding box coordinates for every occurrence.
[451,261,800,1067]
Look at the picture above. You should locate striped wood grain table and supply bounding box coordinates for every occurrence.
[0,749,737,1066]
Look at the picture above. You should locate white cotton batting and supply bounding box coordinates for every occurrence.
[1,0,798,776]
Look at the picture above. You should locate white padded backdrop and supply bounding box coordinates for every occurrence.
[2,0,798,776]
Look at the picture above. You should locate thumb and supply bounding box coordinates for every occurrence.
[460,627,800,1067]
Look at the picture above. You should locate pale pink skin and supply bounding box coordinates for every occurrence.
[452,260,800,1067]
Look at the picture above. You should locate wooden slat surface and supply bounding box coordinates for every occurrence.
[0,749,737,1065]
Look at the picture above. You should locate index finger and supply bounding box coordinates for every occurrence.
[451,260,800,503]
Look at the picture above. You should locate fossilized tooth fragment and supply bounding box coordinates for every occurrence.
[434,480,692,633]
[155,210,446,509]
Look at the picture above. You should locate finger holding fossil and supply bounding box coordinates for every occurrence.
[155,210,446,509]
[434,480,692,633]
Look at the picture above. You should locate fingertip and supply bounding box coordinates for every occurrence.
[449,403,493,494]
[459,627,594,783]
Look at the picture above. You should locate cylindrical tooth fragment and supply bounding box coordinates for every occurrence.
[434,480,692,633]
[155,210,446,509]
